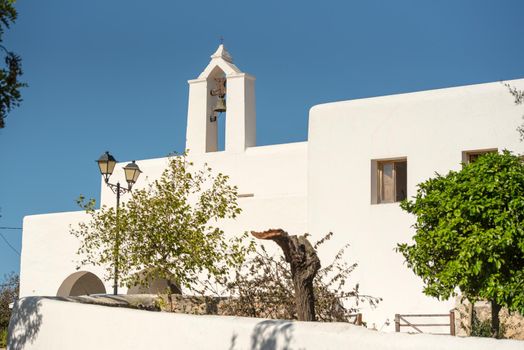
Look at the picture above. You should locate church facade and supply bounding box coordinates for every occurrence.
[19,45,523,330]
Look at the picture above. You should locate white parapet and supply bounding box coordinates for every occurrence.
[8,297,524,350]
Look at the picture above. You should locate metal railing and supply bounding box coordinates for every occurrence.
[394,311,455,335]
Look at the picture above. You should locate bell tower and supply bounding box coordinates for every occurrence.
[185,45,256,154]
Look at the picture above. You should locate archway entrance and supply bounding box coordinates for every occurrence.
[57,271,106,297]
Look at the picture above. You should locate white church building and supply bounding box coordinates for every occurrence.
[19,45,523,330]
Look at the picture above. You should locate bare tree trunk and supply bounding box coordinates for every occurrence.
[252,229,321,321]
[491,300,501,338]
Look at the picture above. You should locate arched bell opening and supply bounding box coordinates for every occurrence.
[57,271,106,297]
[207,66,227,152]
[126,270,181,295]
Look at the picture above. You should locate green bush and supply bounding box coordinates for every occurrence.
[0,327,7,347]
[217,232,381,322]
[471,310,507,338]
[0,273,19,348]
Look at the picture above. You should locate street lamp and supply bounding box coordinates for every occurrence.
[96,151,142,295]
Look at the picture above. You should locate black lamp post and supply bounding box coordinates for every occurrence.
[96,151,142,295]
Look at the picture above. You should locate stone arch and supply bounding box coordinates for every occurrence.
[57,271,106,297]
[127,270,181,295]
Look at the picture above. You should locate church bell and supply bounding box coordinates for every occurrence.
[213,96,227,113]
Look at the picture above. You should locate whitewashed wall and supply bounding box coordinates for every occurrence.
[19,211,112,297]
[20,142,308,297]
[19,71,524,335]
[307,79,524,331]
[100,141,309,237]
[8,297,523,350]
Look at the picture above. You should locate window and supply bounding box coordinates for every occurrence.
[462,149,497,164]
[376,159,407,204]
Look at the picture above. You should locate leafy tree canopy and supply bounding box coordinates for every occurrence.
[0,6,23,337]
[0,0,25,129]
[0,272,18,347]
[397,151,524,315]
[72,154,252,291]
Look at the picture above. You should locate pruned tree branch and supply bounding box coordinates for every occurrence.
[252,229,321,321]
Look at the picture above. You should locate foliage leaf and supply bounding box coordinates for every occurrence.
[397,151,524,316]
[71,153,252,292]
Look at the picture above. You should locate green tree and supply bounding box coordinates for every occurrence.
[397,151,524,338]
[0,272,18,347]
[72,154,251,292]
[0,0,26,129]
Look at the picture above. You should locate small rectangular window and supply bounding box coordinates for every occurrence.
[376,159,407,204]
[462,149,497,164]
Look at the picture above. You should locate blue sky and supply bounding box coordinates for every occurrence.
[1,0,523,278]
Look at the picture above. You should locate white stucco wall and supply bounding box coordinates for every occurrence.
[18,42,524,338]
[19,211,111,297]
[8,297,523,350]
[100,142,308,209]
[307,79,524,331]
[21,142,308,298]
[100,142,309,236]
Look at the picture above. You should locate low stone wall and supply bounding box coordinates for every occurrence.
[157,294,288,319]
[158,294,226,315]
[454,300,524,339]
[7,297,524,350]
[48,294,240,316]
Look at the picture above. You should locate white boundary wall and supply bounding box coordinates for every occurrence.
[8,297,523,350]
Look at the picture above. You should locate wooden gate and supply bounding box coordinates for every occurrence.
[394,311,455,335]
